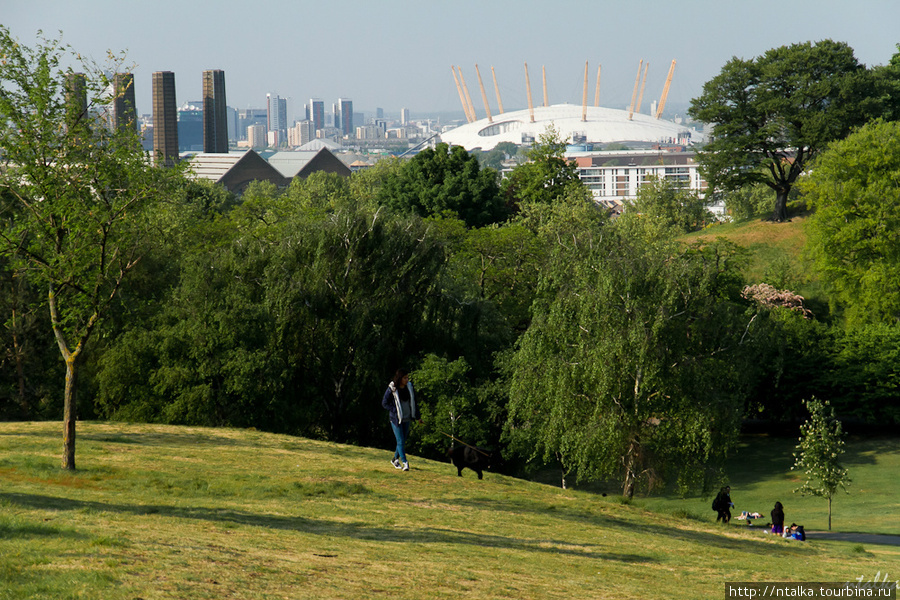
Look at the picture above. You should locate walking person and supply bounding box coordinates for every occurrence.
[382,369,420,472]
[713,486,734,523]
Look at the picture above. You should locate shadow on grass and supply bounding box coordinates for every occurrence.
[450,496,804,556]
[1,428,254,448]
[0,491,653,562]
[0,518,88,541]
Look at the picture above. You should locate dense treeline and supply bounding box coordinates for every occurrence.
[2,30,899,492]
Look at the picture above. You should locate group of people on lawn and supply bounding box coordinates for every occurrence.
[713,486,806,541]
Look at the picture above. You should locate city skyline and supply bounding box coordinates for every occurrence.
[5,0,899,121]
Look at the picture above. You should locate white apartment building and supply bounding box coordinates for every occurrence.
[572,150,719,215]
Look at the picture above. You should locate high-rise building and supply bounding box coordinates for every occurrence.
[338,98,353,137]
[237,108,267,142]
[177,102,203,151]
[400,107,410,126]
[202,70,228,153]
[152,71,179,166]
[267,93,288,146]
[288,120,315,147]
[112,73,137,134]
[64,72,87,131]
[247,123,267,148]
[309,98,325,131]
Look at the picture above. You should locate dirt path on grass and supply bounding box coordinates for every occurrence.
[806,532,900,546]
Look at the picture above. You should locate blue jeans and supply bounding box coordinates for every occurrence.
[390,421,410,463]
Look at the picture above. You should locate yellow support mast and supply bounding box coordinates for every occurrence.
[475,64,493,124]
[542,65,549,107]
[491,66,505,114]
[524,62,535,123]
[636,62,649,115]
[458,67,478,123]
[451,66,472,123]
[581,61,589,122]
[656,60,676,119]
[628,59,643,120]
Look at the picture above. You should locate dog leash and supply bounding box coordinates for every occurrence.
[440,431,492,458]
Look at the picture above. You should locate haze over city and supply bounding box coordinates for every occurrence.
[5,0,899,122]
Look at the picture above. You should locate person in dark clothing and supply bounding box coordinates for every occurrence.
[713,486,734,523]
[771,501,785,534]
[382,369,420,472]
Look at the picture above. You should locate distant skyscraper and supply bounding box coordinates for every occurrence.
[400,107,410,126]
[64,72,87,131]
[237,108,267,142]
[112,73,137,134]
[202,70,228,153]
[338,98,353,137]
[247,123,267,148]
[309,98,325,131]
[177,102,204,152]
[152,71,179,166]
[376,107,384,119]
[267,93,288,146]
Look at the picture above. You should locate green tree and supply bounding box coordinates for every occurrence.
[501,126,588,209]
[624,176,712,234]
[0,28,183,469]
[792,398,850,531]
[506,208,749,497]
[377,143,505,227]
[689,40,875,222]
[871,43,900,122]
[801,119,900,326]
[824,324,900,424]
[474,141,519,174]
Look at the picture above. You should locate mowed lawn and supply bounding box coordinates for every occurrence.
[1,421,898,600]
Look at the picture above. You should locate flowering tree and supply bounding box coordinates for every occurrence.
[742,283,812,318]
[792,398,850,530]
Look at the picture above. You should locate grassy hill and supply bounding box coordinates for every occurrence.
[2,422,898,599]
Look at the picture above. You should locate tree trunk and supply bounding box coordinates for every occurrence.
[49,285,89,471]
[772,186,790,222]
[62,356,78,470]
[828,496,832,531]
[12,311,28,414]
[622,439,639,499]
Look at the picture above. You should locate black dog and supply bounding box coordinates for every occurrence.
[447,445,502,480]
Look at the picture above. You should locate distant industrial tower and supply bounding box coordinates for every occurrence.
[308,98,325,132]
[152,71,179,166]
[202,70,228,153]
[112,73,137,134]
[338,98,353,136]
[267,93,288,146]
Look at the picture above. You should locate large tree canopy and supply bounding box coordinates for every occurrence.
[506,204,749,497]
[689,40,875,222]
[376,142,505,227]
[800,119,900,326]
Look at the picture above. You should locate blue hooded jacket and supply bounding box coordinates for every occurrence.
[382,380,417,425]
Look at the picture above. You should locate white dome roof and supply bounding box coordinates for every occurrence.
[440,104,703,151]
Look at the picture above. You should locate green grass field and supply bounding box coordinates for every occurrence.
[1,422,898,599]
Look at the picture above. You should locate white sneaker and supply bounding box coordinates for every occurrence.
[401,462,410,471]
[391,458,402,469]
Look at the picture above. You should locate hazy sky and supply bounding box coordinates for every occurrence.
[5,0,899,121]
